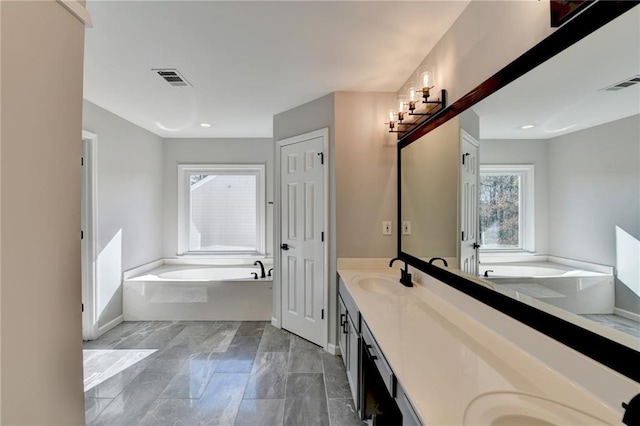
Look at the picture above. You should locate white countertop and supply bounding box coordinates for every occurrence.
[338,268,625,425]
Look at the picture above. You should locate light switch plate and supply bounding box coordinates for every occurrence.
[382,221,392,235]
[402,221,411,235]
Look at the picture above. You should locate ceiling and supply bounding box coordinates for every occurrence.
[83,1,469,138]
[473,5,640,140]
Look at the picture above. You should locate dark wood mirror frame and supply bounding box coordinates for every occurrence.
[396,0,640,383]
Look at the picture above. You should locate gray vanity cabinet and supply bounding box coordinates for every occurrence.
[338,278,361,411]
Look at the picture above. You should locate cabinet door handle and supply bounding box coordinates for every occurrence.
[340,314,346,327]
[342,320,349,335]
[365,343,377,360]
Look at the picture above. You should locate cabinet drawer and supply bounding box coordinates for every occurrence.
[361,320,393,396]
[395,382,423,426]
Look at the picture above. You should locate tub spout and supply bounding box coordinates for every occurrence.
[254,260,266,278]
[483,269,494,278]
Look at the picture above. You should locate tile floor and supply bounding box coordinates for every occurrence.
[581,314,640,338]
[83,321,365,426]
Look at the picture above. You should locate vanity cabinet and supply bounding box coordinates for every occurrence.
[338,277,361,410]
[338,273,424,425]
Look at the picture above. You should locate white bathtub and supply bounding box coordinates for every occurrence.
[479,260,614,315]
[123,264,272,321]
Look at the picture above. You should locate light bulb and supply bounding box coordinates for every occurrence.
[418,65,435,90]
[389,110,395,122]
[408,86,417,102]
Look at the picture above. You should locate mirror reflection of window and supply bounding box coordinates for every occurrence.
[479,165,534,252]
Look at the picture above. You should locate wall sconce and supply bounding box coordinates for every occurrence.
[386,68,447,134]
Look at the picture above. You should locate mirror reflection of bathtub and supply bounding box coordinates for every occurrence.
[479,258,614,316]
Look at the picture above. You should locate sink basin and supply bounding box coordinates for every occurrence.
[356,276,403,295]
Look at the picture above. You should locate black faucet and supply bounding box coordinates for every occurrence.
[389,257,413,287]
[428,257,448,267]
[254,260,266,278]
[268,268,273,277]
[251,272,258,280]
[483,269,494,278]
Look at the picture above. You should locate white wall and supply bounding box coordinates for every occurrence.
[1,2,86,423]
[163,138,273,258]
[83,100,164,330]
[479,139,550,255]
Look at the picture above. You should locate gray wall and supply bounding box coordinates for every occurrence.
[1,2,86,423]
[401,117,460,260]
[547,115,640,314]
[399,1,554,104]
[334,92,396,259]
[83,100,164,329]
[162,138,273,258]
[479,139,550,255]
[273,93,337,344]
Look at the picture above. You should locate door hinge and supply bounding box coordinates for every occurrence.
[321,231,324,242]
[317,152,324,165]
[321,309,324,319]
[462,153,470,165]
[81,157,84,166]
[82,303,84,313]
[81,230,84,240]
[461,231,465,241]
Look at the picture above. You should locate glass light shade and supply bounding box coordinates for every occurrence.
[396,95,407,113]
[389,109,395,122]
[418,65,435,90]
[406,85,418,102]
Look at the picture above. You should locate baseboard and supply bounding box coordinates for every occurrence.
[327,343,340,356]
[614,307,640,323]
[97,315,124,337]
[271,317,279,328]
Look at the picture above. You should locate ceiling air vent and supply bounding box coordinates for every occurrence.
[153,69,192,87]
[600,75,640,92]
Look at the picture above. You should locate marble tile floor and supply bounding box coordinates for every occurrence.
[581,314,640,339]
[84,321,366,426]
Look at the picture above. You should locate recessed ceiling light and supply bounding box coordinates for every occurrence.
[200,123,212,128]
[521,124,535,130]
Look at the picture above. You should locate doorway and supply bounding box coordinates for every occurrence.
[275,128,329,348]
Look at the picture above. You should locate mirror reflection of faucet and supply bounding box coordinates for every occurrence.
[428,257,448,267]
[389,257,413,287]
[484,269,494,278]
[253,260,266,278]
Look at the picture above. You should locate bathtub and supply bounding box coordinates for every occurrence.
[479,260,614,315]
[123,264,272,321]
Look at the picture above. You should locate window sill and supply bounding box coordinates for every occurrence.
[479,252,544,264]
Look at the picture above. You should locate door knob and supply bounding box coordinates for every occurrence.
[472,243,481,249]
[280,243,290,250]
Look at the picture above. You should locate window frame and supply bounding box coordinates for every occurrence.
[177,163,266,256]
[479,164,535,253]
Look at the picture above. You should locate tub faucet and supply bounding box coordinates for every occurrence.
[251,272,258,280]
[428,257,448,267]
[483,269,494,278]
[389,257,413,287]
[268,268,273,277]
[254,260,266,278]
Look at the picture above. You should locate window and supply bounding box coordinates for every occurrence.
[178,164,265,255]
[479,165,534,252]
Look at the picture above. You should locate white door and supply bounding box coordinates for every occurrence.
[460,130,480,276]
[280,134,326,347]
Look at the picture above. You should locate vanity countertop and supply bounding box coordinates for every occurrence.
[337,268,623,425]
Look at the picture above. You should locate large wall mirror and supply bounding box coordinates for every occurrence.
[399,2,640,381]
